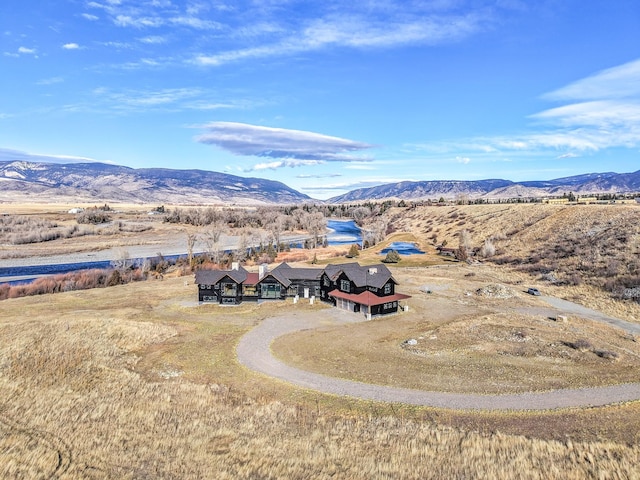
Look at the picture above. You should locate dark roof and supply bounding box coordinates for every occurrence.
[196,262,394,290]
[258,271,291,288]
[323,262,360,281]
[325,263,394,289]
[329,290,411,306]
[195,266,248,285]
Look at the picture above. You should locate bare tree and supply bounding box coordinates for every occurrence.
[203,221,226,264]
[456,229,473,261]
[267,214,287,252]
[234,228,252,262]
[304,212,326,248]
[111,249,131,271]
[350,206,371,227]
[186,233,197,270]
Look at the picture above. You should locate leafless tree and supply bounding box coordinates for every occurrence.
[267,214,288,251]
[304,212,326,248]
[186,233,197,270]
[350,206,371,227]
[203,220,226,264]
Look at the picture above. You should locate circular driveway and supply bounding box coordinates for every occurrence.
[237,306,640,411]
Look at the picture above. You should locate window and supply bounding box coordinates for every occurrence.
[384,283,392,294]
[323,275,330,287]
[243,285,257,296]
[261,283,281,299]
[222,283,237,296]
[340,280,351,292]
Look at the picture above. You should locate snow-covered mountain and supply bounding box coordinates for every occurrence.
[329,171,640,202]
[0,161,311,204]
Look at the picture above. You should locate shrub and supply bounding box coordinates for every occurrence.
[346,244,360,258]
[595,350,619,360]
[77,208,111,224]
[382,250,401,263]
[479,239,496,258]
[566,339,593,352]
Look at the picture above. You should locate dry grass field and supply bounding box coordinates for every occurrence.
[2,276,640,479]
[0,203,191,261]
[274,265,640,395]
[2,202,640,478]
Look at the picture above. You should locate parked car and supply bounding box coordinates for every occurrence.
[527,287,541,296]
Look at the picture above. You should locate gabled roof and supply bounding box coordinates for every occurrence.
[329,289,411,306]
[196,262,396,290]
[195,266,248,285]
[258,270,291,288]
[324,263,395,289]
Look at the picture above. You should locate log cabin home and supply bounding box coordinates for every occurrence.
[195,262,410,316]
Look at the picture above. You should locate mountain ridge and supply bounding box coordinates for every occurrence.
[0,160,311,205]
[329,170,640,203]
[1,160,639,205]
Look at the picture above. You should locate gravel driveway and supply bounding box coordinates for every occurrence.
[237,303,640,411]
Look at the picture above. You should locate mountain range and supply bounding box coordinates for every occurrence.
[0,160,639,204]
[327,170,640,203]
[0,161,310,205]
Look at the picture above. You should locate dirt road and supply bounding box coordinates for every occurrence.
[237,302,640,411]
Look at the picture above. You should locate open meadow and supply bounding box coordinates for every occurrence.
[2,202,640,478]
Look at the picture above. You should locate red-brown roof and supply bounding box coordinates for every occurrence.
[328,289,411,306]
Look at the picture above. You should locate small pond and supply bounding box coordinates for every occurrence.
[380,242,425,255]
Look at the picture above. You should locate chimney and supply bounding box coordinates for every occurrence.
[259,263,269,279]
[231,262,239,271]
[368,267,377,275]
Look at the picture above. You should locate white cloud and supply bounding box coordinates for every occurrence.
[195,12,486,67]
[195,122,374,165]
[36,76,64,85]
[18,46,36,55]
[456,156,471,164]
[81,13,99,21]
[62,43,80,50]
[139,35,168,44]
[414,58,640,159]
[543,58,640,102]
[0,148,103,164]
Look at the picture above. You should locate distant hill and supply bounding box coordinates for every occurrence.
[329,170,640,202]
[0,161,311,204]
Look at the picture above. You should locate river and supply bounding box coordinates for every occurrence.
[325,219,362,246]
[0,220,361,284]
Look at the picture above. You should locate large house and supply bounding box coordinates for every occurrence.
[195,262,411,316]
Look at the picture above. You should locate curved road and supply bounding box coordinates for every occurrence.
[237,303,640,411]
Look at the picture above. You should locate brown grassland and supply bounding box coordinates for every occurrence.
[1,202,640,478]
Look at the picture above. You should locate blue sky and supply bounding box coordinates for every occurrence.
[1,0,639,199]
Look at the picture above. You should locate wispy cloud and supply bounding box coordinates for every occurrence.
[17,46,37,55]
[410,58,640,160]
[70,87,256,114]
[543,58,640,102]
[0,147,103,164]
[36,76,64,85]
[195,11,487,67]
[139,35,168,44]
[296,173,342,179]
[195,122,374,169]
[62,43,80,50]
